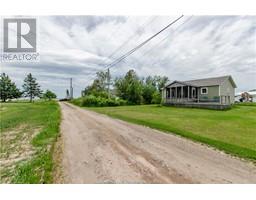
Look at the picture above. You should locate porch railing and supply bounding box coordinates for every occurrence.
[165,96,220,103]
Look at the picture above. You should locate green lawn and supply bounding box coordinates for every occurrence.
[0,101,61,183]
[87,104,256,161]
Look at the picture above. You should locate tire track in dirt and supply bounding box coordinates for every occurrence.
[59,102,256,183]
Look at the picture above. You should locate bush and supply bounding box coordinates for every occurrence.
[71,95,127,107]
[81,95,100,106]
[118,99,127,106]
[151,91,161,104]
[70,97,82,106]
[105,98,118,106]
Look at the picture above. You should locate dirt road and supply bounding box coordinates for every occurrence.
[59,102,256,183]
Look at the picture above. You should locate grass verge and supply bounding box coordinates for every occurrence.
[0,101,61,183]
[85,104,256,161]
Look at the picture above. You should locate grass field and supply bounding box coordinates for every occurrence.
[87,104,256,161]
[0,101,60,183]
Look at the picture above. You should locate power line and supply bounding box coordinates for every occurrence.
[100,16,158,66]
[107,16,159,60]
[120,15,193,72]
[84,15,184,90]
[83,16,160,83]
[139,15,193,59]
[149,18,195,68]
[104,15,183,98]
[105,15,184,70]
[127,16,194,69]
[84,16,156,81]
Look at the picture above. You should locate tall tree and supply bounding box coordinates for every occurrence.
[115,70,143,104]
[96,71,109,91]
[22,73,42,102]
[0,73,21,102]
[141,75,169,104]
[142,76,157,104]
[82,71,110,98]
[154,75,169,92]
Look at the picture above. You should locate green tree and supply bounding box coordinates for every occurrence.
[0,73,21,102]
[115,70,143,104]
[142,76,157,104]
[141,75,168,104]
[153,75,169,92]
[42,90,57,100]
[151,90,162,104]
[22,73,42,102]
[82,71,110,98]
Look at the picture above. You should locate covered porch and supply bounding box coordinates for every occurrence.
[165,83,199,103]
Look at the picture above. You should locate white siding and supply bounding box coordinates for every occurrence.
[220,79,235,104]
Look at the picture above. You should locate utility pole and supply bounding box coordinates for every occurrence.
[107,68,110,99]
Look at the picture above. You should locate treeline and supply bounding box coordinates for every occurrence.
[0,73,57,102]
[73,69,168,107]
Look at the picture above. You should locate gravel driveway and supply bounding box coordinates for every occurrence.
[59,102,256,183]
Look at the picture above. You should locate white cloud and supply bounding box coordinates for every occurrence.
[1,15,255,98]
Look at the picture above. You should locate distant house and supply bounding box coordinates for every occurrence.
[235,90,256,102]
[162,75,237,109]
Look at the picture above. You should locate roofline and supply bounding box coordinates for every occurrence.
[164,75,237,88]
[165,80,198,88]
[218,75,237,88]
[228,76,237,88]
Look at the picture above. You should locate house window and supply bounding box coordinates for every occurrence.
[201,87,208,94]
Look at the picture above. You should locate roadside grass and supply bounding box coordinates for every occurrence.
[86,104,256,161]
[234,102,256,106]
[0,101,60,183]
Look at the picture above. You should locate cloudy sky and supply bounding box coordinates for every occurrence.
[1,15,256,98]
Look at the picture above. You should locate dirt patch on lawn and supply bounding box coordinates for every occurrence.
[0,125,41,183]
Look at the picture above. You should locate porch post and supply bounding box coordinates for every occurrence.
[187,86,189,101]
[197,88,199,103]
[175,86,177,102]
[181,86,183,102]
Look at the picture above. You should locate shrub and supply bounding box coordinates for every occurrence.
[81,95,99,106]
[151,91,161,104]
[105,98,118,106]
[72,95,127,107]
[118,99,127,106]
[70,97,82,106]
